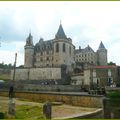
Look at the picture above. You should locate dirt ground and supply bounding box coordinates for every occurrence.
[0,96,99,119]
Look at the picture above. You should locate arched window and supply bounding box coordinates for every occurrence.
[63,43,65,52]
[56,43,59,52]
[69,46,71,55]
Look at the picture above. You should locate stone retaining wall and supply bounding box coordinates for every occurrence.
[17,84,82,92]
[0,91,103,108]
[11,67,61,80]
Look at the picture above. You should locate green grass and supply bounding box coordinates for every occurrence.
[0,73,11,81]
[15,105,44,119]
[107,91,120,98]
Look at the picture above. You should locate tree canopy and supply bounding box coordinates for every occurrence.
[108,61,116,66]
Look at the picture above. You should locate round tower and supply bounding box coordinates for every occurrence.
[53,23,75,67]
[97,41,107,66]
[24,33,34,68]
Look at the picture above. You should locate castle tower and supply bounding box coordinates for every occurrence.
[53,23,75,67]
[24,33,34,68]
[97,41,107,66]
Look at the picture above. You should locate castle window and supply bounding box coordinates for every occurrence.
[63,43,66,52]
[47,57,49,61]
[69,46,71,55]
[56,43,59,52]
[40,58,43,62]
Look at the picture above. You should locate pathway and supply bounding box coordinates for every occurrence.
[0,96,102,119]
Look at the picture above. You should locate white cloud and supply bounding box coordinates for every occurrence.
[0,50,24,66]
[0,1,120,65]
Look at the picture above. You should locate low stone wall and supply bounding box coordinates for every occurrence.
[16,84,82,92]
[0,91,103,108]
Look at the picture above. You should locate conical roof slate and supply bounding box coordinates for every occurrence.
[98,41,106,49]
[55,24,67,39]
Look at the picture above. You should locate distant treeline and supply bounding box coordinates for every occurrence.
[0,63,14,69]
[0,63,24,69]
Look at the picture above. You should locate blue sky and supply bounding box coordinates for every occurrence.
[0,1,120,66]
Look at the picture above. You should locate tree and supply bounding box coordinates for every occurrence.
[108,62,116,66]
[18,65,24,68]
[0,63,13,69]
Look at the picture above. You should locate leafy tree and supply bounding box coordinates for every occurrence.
[0,63,14,69]
[18,65,24,68]
[108,61,116,66]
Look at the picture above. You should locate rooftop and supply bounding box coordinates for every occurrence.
[55,23,67,39]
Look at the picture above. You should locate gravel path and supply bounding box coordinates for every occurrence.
[0,96,100,119]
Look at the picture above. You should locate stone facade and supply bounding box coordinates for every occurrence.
[24,24,75,68]
[0,91,103,108]
[16,23,108,82]
[24,24,107,69]
[24,33,34,68]
[75,42,107,66]
[70,66,120,89]
[84,66,120,87]
[97,42,107,66]
[11,67,61,81]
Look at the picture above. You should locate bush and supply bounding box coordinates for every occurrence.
[107,91,120,98]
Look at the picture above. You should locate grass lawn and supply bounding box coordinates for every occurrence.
[0,73,11,81]
[0,97,44,119]
[3,104,44,119]
[15,105,44,119]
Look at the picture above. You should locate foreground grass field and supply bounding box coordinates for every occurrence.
[15,105,44,119]
[0,96,99,119]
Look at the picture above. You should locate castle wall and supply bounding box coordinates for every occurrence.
[24,46,34,68]
[35,50,53,67]
[11,67,61,80]
[97,50,107,66]
[75,51,97,65]
[53,40,74,66]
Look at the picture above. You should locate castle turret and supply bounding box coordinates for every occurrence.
[97,41,107,66]
[53,23,75,67]
[24,33,34,68]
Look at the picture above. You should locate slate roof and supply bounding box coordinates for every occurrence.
[25,33,33,46]
[34,38,53,52]
[55,24,67,39]
[98,41,106,50]
[75,45,95,53]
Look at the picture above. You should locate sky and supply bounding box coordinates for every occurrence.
[0,1,120,66]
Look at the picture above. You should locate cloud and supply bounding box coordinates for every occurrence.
[0,1,120,65]
[0,50,24,66]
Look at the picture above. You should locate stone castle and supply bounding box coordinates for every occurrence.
[24,23,107,68]
[11,23,108,85]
